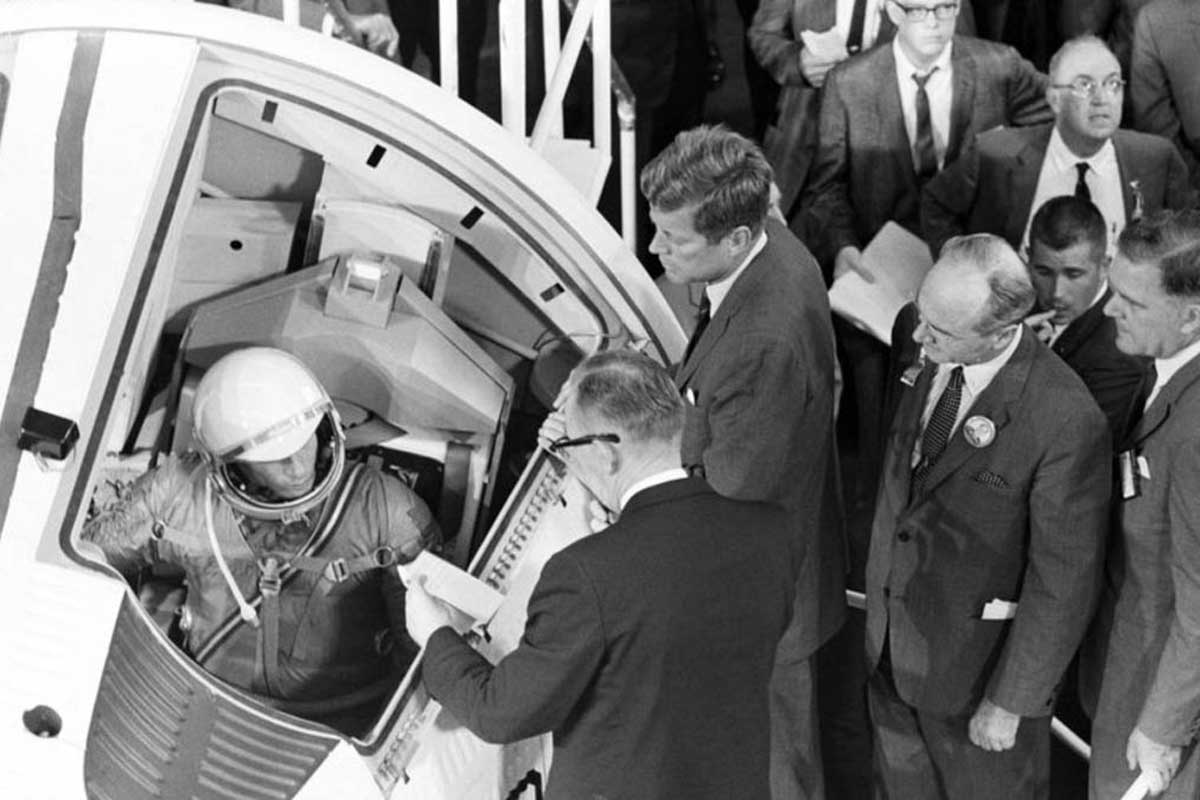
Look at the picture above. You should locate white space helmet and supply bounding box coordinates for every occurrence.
[192,347,344,520]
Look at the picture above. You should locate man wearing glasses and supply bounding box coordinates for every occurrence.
[922,35,1194,257]
[867,234,1110,797]
[405,351,798,799]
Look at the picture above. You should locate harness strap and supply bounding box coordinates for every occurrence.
[257,556,284,694]
[192,463,366,667]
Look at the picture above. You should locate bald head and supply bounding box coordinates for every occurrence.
[915,235,1035,364]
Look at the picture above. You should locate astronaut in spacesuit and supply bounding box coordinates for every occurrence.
[84,347,439,734]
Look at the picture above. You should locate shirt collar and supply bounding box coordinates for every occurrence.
[939,323,1023,397]
[705,230,767,314]
[619,468,690,511]
[1047,126,1116,172]
[892,36,953,80]
[1152,336,1200,398]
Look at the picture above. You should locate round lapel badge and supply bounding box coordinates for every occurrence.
[963,415,996,448]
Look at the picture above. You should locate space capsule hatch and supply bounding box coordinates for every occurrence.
[0,3,684,798]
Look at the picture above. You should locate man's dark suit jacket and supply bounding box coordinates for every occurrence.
[1132,0,1200,192]
[868,326,1110,717]
[921,123,1196,255]
[422,477,797,800]
[802,35,1051,267]
[1081,351,1200,799]
[1051,289,1150,445]
[675,216,844,661]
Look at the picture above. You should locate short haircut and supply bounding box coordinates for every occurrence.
[1117,209,1200,299]
[1048,34,1113,82]
[571,350,684,444]
[939,234,1037,331]
[1028,195,1107,262]
[639,124,772,242]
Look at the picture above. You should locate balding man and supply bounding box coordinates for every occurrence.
[867,234,1111,798]
[922,35,1193,257]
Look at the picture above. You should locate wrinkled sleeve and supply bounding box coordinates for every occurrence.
[804,67,859,258]
[82,456,193,578]
[379,476,442,639]
[700,332,812,505]
[747,0,804,87]
[421,552,605,744]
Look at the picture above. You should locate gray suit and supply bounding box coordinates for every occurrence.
[1083,353,1200,800]
[1131,0,1200,192]
[921,124,1196,255]
[676,216,843,798]
[803,34,1051,266]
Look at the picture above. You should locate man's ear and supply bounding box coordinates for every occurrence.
[1180,301,1200,339]
[884,0,904,27]
[724,225,753,255]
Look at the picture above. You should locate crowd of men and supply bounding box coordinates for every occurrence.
[95,2,1200,798]
[400,6,1200,797]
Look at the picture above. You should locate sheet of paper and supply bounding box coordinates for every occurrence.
[981,598,1018,620]
[397,551,504,624]
[800,27,849,61]
[828,222,933,345]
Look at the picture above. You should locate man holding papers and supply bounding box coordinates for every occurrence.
[406,351,798,800]
[866,234,1108,798]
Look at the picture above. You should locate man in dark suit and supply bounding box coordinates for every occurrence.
[867,234,1110,797]
[1026,195,1150,443]
[1131,0,1200,192]
[922,36,1194,257]
[801,3,1050,550]
[641,125,843,799]
[406,350,797,799]
[1081,210,1200,799]
[749,0,978,224]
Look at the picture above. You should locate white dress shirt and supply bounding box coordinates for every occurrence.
[893,38,955,172]
[1145,336,1200,411]
[705,231,767,315]
[1023,128,1125,254]
[912,329,1022,467]
[619,468,691,511]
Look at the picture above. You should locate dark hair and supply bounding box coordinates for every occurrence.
[1117,209,1200,299]
[639,124,772,243]
[939,234,1036,331]
[1028,195,1107,262]
[571,351,684,444]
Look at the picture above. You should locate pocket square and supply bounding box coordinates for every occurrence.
[972,469,1009,489]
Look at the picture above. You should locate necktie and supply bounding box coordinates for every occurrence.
[1074,162,1091,202]
[1140,362,1160,413]
[683,294,711,363]
[913,70,939,182]
[846,0,869,54]
[912,365,964,492]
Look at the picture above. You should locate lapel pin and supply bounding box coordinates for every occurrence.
[963,415,995,448]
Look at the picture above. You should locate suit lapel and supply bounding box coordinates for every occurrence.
[945,42,976,166]
[1052,289,1110,361]
[1133,352,1200,445]
[1008,127,1053,246]
[885,361,934,513]
[675,239,770,388]
[916,328,1034,496]
[877,51,917,183]
[1113,131,1137,222]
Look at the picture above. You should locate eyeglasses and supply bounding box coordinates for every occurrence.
[548,433,621,454]
[891,1,959,21]
[1050,75,1126,99]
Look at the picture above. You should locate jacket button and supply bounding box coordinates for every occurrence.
[898,531,911,542]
